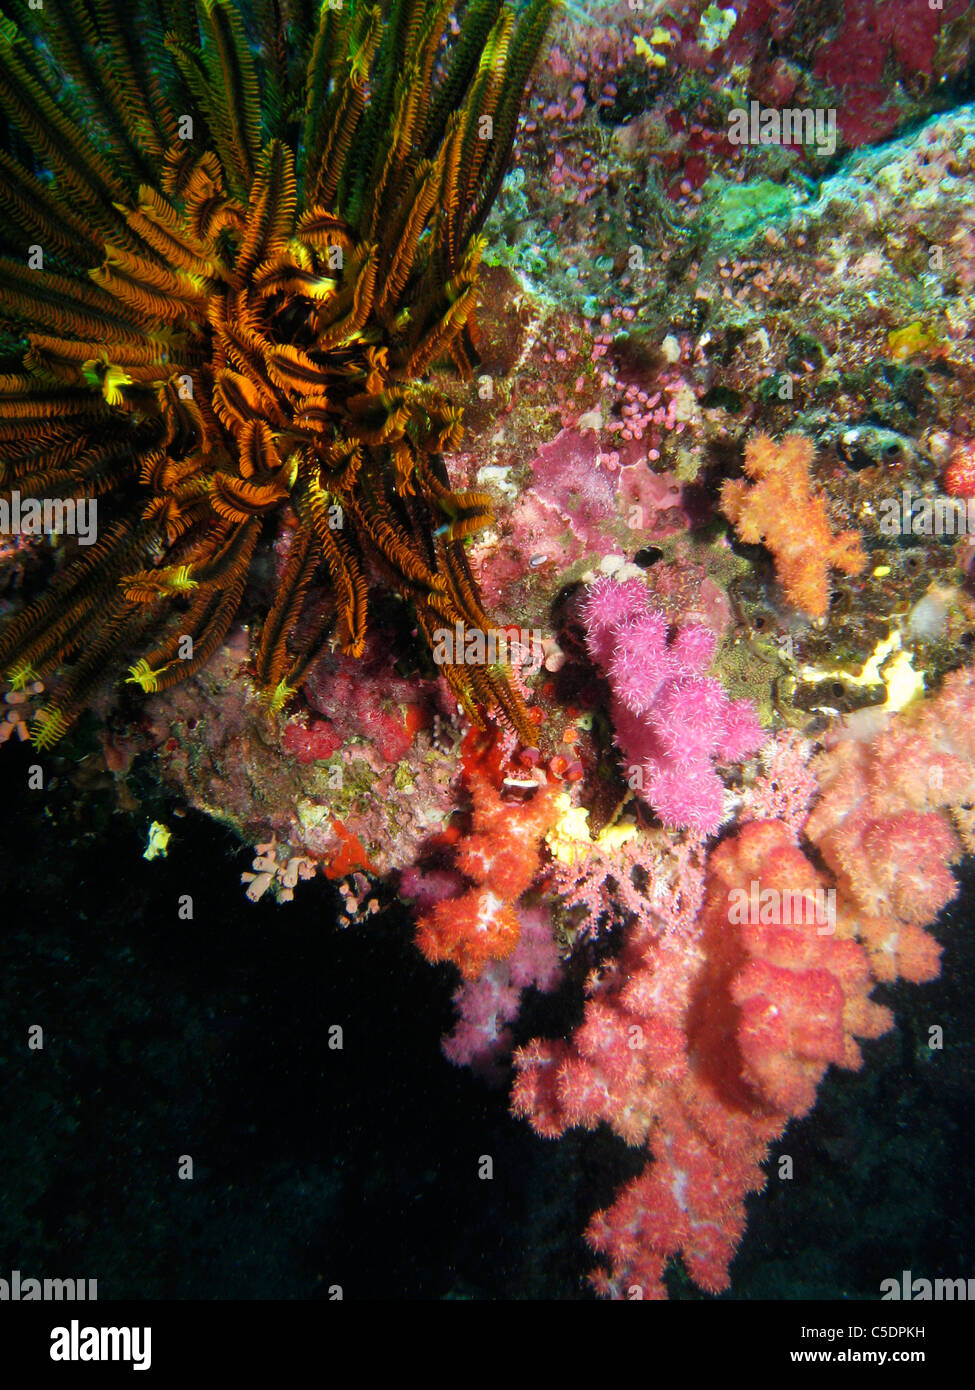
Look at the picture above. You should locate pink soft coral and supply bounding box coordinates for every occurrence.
[441,905,561,1083]
[582,577,764,834]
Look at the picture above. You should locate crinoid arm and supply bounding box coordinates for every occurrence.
[0,0,556,747]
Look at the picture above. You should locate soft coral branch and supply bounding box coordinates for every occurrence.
[412,764,557,980]
[581,576,764,834]
[721,433,865,619]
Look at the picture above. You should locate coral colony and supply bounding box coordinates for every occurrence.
[2,0,975,1300]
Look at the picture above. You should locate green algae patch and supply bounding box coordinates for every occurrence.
[706,178,800,243]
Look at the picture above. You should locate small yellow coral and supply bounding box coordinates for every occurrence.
[546,793,594,866]
[545,792,639,865]
[143,821,171,861]
[887,321,939,360]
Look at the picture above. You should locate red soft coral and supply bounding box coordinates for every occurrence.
[413,765,556,978]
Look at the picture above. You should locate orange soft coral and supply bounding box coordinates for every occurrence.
[414,768,556,980]
[416,888,523,981]
[721,433,865,619]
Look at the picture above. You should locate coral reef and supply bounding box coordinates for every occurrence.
[2,0,974,1309]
